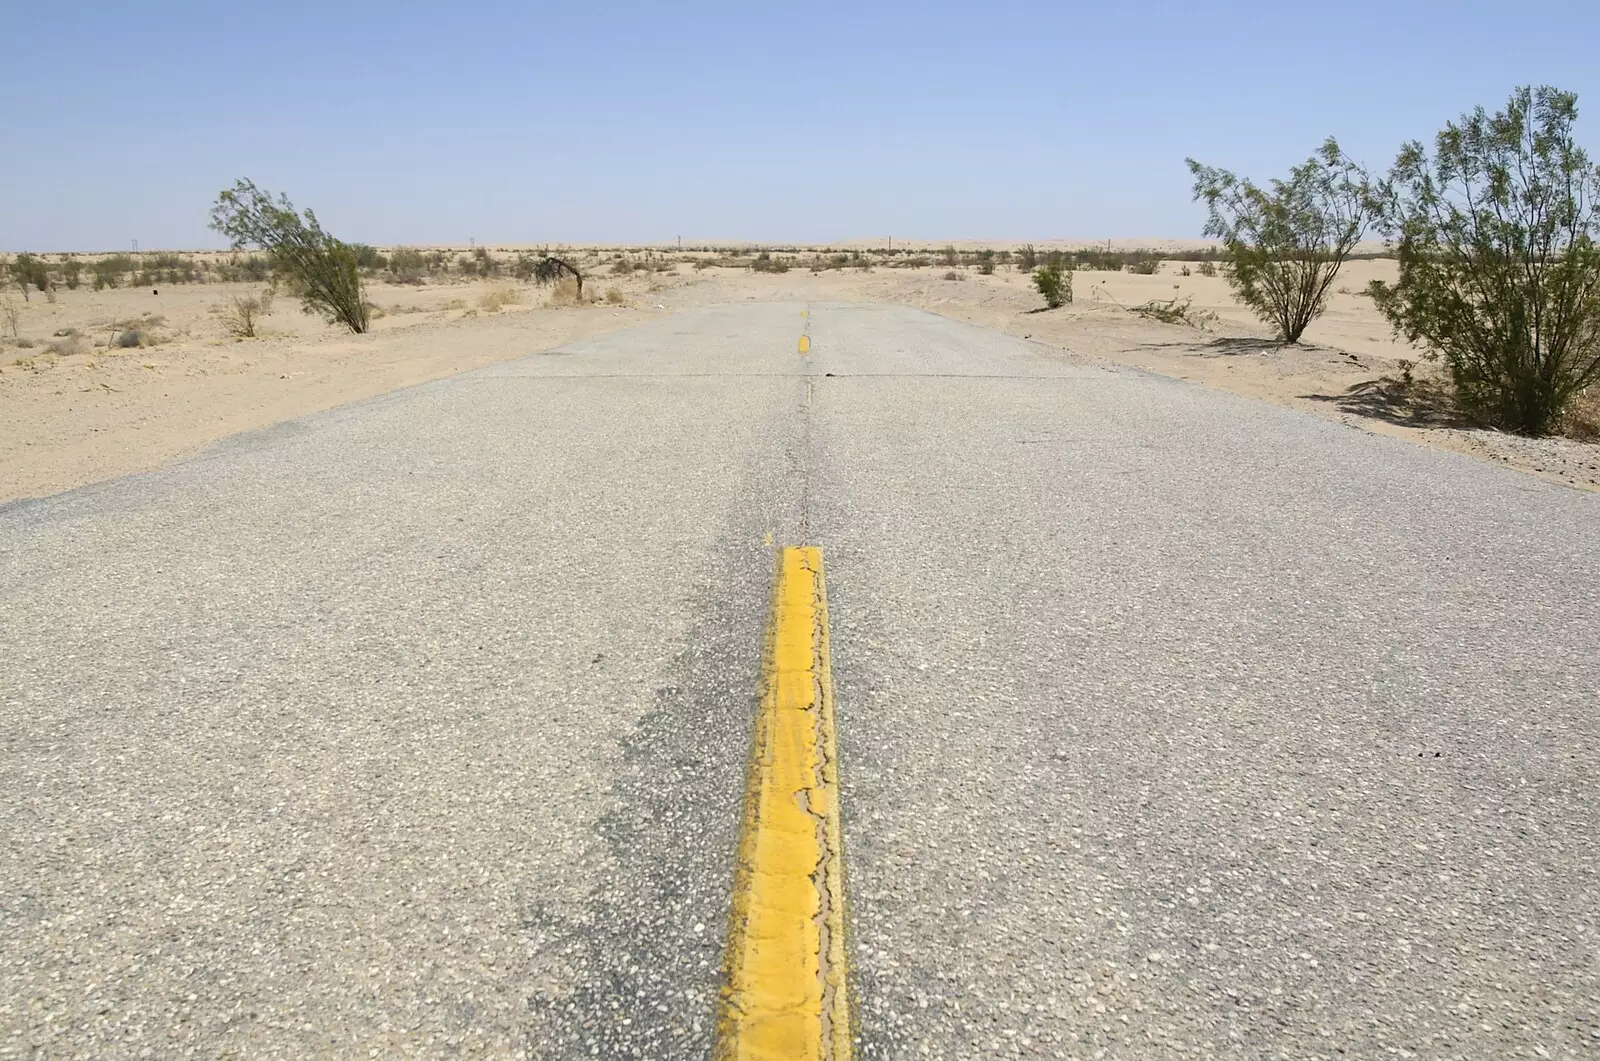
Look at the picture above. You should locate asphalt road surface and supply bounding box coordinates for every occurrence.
[3,303,1596,1059]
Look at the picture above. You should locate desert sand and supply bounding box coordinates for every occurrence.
[3,251,1597,503]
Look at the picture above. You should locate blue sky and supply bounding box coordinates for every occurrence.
[3,0,1597,250]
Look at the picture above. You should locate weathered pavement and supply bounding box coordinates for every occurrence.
[2,303,1597,1058]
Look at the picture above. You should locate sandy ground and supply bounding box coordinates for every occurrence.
[3,258,1597,502]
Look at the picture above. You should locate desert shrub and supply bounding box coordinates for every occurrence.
[1567,384,1600,440]
[1132,296,1216,329]
[238,255,272,282]
[389,247,429,279]
[1179,265,1192,277]
[531,254,585,299]
[751,251,790,274]
[147,253,200,283]
[209,178,370,334]
[1197,261,1218,277]
[478,287,522,312]
[1189,137,1368,343]
[12,253,49,299]
[611,258,634,275]
[351,244,387,271]
[63,261,83,290]
[115,329,145,348]
[547,277,583,305]
[1032,264,1072,308]
[605,286,626,304]
[977,249,996,275]
[1127,259,1161,275]
[939,245,958,266]
[1,295,19,336]
[1367,85,1600,435]
[220,289,274,337]
[92,254,133,289]
[942,270,962,281]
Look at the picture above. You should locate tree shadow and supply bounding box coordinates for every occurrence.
[1202,336,1288,356]
[1127,336,1298,356]
[1302,375,1464,428]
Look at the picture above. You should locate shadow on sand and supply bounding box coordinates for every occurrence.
[1302,376,1464,429]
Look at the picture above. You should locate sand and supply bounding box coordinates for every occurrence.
[3,254,1597,503]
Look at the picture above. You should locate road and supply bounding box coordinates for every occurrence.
[2,302,1596,1059]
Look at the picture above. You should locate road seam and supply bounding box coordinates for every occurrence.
[717,546,851,1061]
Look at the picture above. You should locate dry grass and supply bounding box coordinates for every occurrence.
[547,277,585,306]
[604,286,626,305]
[478,287,523,313]
[218,289,274,339]
[44,336,86,357]
[1564,384,1600,441]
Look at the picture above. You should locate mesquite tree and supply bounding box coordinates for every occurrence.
[209,180,369,334]
[1188,139,1369,343]
[528,254,585,299]
[1366,86,1600,435]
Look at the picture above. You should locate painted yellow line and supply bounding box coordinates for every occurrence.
[718,547,851,1061]
[798,334,811,354]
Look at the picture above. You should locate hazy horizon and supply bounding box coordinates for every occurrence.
[5,0,1598,252]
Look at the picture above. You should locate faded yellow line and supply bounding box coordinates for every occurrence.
[718,547,851,1061]
[798,334,811,354]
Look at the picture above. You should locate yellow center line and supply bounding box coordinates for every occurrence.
[718,547,851,1061]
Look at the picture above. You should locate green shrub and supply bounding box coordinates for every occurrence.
[1189,137,1368,343]
[11,253,49,299]
[389,247,428,275]
[1128,259,1161,275]
[1367,85,1600,435]
[1132,296,1215,328]
[1032,264,1072,308]
[940,245,959,266]
[92,255,134,289]
[1197,261,1218,277]
[352,244,388,271]
[209,179,370,334]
